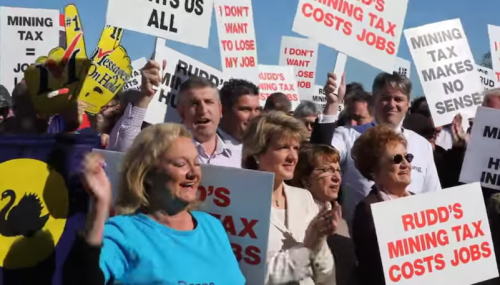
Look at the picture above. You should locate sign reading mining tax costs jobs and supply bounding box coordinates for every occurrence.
[279,36,318,102]
[460,107,500,190]
[0,7,59,94]
[404,19,483,127]
[146,38,226,124]
[106,0,214,48]
[292,0,408,73]
[258,65,300,110]
[214,0,259,85]
[371,183,498,285]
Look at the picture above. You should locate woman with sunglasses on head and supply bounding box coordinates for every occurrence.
[350,125,413,285]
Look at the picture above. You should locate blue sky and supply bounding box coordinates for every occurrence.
[1,0,499,98]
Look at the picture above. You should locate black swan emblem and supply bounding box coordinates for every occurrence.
[0,189,50,237]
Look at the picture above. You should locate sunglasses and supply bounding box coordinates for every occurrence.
[392,153,414,164]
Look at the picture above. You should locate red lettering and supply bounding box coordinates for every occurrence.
[296,70,314,78]
[452,203,463,219]
[239,218,258,239]
[297,81,311,88]
[224,22,248,34]
[214,187,231,207]
[258,73,285,81]
[224,5,249,17]
[389,254,446,282]
[239,56,255,68]
[222,215,237,236]
[402,214,414,231]
[234,39,255,51]
[301,3,352,36]
[231,243,262,265]
[451,242,492,267]
[288,48,314,57]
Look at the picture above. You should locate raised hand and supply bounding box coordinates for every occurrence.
[81,152,112,208]
[323,72,346,105]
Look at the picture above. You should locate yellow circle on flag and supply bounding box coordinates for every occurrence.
[0,158,68,269]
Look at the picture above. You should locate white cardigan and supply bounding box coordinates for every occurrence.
[266,184,335,285]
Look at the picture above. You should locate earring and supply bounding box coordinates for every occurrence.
[254,156,259,164]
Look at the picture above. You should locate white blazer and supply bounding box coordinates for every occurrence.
[266,184,335,285]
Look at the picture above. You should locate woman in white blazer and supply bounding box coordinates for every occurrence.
[242,111,336,285]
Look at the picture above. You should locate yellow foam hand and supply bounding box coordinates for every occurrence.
[78,26,131,114]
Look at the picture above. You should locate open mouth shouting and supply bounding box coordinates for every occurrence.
[194,118,211,128]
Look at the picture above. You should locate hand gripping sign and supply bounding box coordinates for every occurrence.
[24,5,90,116]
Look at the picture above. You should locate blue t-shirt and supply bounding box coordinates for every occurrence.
[100,211,245,285]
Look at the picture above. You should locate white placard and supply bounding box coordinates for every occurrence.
[123,57,147,91]
[292,0,408,73]
[460,107,500,190]
[278,36,318,101]
[106,0,213,48]
[147,39,227,124]
[258,65,300,110]
[395,57,411,78]
[94,149,274,285]
[312,85,344,113]
[477,65,498,90]
[371,183,498,285]
[0,7,59,94]
[214,0,259,85]
[404,19,483,127]
[487,24,500,85]
[333,52,347,94]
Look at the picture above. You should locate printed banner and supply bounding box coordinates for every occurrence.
[258,65,300,110]
[394,57,411,78]
[0,134,100,285]
[278,36,318,101]
[95,150,274,285]
[404,19,483,127]
[106,0,213,48]
[371,183,498,285]
[487,25,500,86]
[214,0,259,85]
[123,57,147,91]
[0,7,59,95]
[148,39,227,124]
[460,107,500,190]
[477,65,499,91]
[292,0,408,73]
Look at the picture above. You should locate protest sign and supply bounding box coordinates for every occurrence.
[371,183,498,285]
[333,52,347,94]
[214,0,259,85]
[487,24,500,85]
[460,107,500,190]
[106,0,213,48]
[95,150,274,285]
[258,65,300,110]
[404,19,483,127]
[0,7,59,95]
[395,57,411,78]
[292,0,408,73]
[278,36,318,101]
[147,38,227,124]
[312,84,344,113]
[477,65,498,90]
[123,57,147,91]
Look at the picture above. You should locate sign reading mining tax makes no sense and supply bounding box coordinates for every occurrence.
[105,0,214,48]
[292,0,408,73]
[404,19,483,127]
[0,7,59,94]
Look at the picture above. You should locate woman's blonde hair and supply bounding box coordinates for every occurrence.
[115,123,192,215]
[242,111,308,170]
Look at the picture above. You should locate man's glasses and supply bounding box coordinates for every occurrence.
[392,153,414,164]
[314,166,342,177]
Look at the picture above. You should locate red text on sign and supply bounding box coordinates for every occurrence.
[221,39,255,51]
[298,81,312,89]
[356,29,395,55]
[224,56,256,68]
[451,220,485,242]
[301,4,353,36]
[198,185,231,207]
[284,48,314,57]
[389,253,445,282]
[314,0,385,13]
[401,203,463,231]
[221,5,249,17]
[296,70,315,78]
[231,242,261,265]
[368,13,396,37]
[225,22,248,34]
[259,72,285,81]
[286,58,311,67]
[450,242,492,267]
[388,229,449,259]
[260,93,299,102]
[210,213,258,239]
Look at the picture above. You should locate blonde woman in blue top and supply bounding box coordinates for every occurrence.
[64,123,244,285]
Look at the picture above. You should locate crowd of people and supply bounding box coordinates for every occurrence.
[1,57,500,285]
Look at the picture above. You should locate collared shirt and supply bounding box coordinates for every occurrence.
[318,114,441,229]
[194,133,236,168]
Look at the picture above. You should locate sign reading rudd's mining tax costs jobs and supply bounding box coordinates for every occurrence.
[214,0,259,85]
[404,19,483,128]
[0,7,59,94]
[258,65,300,110]
[371,183,498,285]
[292,0,408,73]
[460,107,500,190]
[106,0,213,48]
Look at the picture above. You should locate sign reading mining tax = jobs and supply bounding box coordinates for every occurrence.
[0,7,59,94]
[404,19,483,128]
[105,0,214,48]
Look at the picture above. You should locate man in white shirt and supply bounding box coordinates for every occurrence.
[318,72,441,228]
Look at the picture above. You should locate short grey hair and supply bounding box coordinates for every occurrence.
[293,101,321,119]
[372,72,412,99]
[482,88,500,107]
[178,76,219,105]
